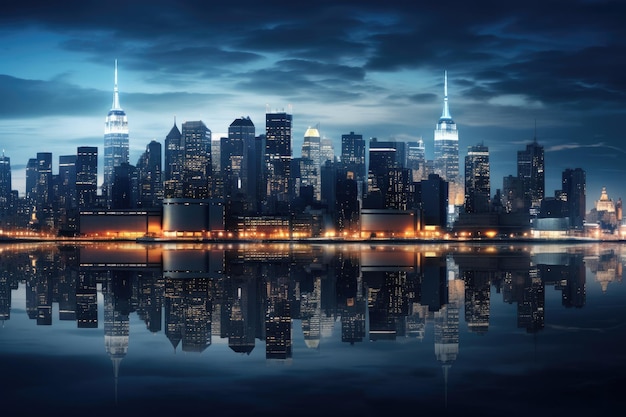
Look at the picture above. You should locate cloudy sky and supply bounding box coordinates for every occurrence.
[1,0,625,208]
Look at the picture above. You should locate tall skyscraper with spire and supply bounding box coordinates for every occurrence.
[434,71,462,206]
[103,60,129,208]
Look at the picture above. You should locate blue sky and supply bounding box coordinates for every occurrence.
[1,0,625,209]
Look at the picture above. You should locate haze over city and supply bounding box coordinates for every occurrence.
[1,0,625,209]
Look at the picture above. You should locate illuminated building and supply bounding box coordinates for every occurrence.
[164,121,183,199]
[434,71,462,206]
[57,154,78,233]
[223,117,255,201]
[76,146,98,210]
[464,143,490,213]
[162,198,224,238]
[181,121,212,199]
[103,60,129,208]
[320,137,335,165]
[561,168,586,230]
[0,153,13,217]
[407,138,426,182]
[264,110,292,210]
[35,152,53,228]
[135,140,163,208]
[301,127,321,201]
[341,131,366,186]
[517,138,545,211]
[365,138,407,209]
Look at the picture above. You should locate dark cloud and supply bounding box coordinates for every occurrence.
[0,75,105,118]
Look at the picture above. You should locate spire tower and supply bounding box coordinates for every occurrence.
[112,59,122,110]
[441,70,452,120]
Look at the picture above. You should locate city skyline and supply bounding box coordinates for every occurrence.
[1,1,625,209]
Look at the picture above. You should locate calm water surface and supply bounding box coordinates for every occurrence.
[1,242,625,416]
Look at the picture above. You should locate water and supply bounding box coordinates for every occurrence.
[0,242,624,416]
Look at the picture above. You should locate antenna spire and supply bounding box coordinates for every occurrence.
[112,59,121,110]
[441,70,452,120]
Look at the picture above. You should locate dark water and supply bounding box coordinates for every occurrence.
[1,242,625,416]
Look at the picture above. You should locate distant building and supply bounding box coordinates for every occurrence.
[265,110,292,211]
[517,138,545,211]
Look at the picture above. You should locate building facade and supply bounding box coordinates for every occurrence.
[103,60,129,208]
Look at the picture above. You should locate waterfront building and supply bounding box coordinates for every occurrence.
[103,60,129,208]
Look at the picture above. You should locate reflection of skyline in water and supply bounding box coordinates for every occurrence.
[2,243,623,355]
[1,242,625,415]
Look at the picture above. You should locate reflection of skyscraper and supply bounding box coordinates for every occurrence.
[103,273,130,402]
[265,269,292,360]
[300,277,322,349]
[103,60,129,208]
[181,278,212,353]
[463,270,491,334]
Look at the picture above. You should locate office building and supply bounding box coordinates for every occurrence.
[434,71,462,206]
[517,138,545,211]
[181,121,212,199]
[0,153,12,215]
[561,168,586,230]
[464,143,490,213]
[341,131,366,184]
[136,140,163,208]
[76,146,98,210]
[265,110,292,210]
[164,121,183,199]
[103,60,129,208]
[407,138,426,182]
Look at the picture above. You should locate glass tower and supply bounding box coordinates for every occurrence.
[103,60,129,208]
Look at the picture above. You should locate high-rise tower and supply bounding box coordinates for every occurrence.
[464,143,490,213]
[517,137,544,211]
[265,110,292,211]
[103,60,129,208]
[434,71,462,206]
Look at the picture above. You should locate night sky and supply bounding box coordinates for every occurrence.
[1,0,625,209]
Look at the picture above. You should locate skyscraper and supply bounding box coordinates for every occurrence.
[181,120,212,199]
[76,146,98,209]
[136,140,163,208]
[265,110,292,210]
[341,131,366,184]
[103,60,129,208]
[464,143,490,213]
[224,116,256,200]
[164,121,183,199]
[434,71,461,206]
[35,152,53,227]
[301,127,321,201]
[562,168,586,230]
[517,138,545,211]
[0,153,12,215]
[407,138,426,182]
